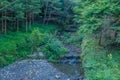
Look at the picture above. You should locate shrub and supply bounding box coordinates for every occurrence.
[30,28,44,53]
[43,37,68,61]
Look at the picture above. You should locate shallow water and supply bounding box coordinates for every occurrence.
[52,63,83,76]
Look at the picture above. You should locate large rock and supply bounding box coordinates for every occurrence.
[0,60,69,80]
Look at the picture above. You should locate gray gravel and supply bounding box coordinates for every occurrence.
[0,60,70,80]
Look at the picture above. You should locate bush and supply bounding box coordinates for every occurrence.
[30,28,44,53]
[43,37,68,61]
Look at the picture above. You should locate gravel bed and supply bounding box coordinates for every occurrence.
[0,60,69,80]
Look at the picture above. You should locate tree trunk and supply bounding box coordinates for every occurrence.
[29,13,32,29]
[32,13,34,25]
[46,11,52,25]
[43,0,49,25]
[4,11,7,34]
[26,12,28,32]
[17,19,19,32]
[2,12,4,33]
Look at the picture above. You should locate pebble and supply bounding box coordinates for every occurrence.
[55,74,61,79]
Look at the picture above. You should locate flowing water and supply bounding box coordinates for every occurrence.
[53,30,84,79]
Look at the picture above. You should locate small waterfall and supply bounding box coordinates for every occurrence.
[60,52,81,65]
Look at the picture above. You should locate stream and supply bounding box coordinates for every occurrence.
[52,31,84,79]
[52,63,83,76]
[51,44,84,80]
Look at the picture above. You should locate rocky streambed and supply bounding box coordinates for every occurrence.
[0,60,83,80]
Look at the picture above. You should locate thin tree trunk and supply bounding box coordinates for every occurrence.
[43,0,49,25]
[26,12,28,32]
[99,32,102,46]
[29,13,32,29]
[4,11,7,34]
[46,11,52,25]
[2,12,4,33]
[46,2,53,24]
[1,20,3,32]
[17,19,19,32]
[32,13,34,25]
[14,20,16,30]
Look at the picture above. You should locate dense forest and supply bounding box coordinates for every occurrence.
[0,0,120,80]
[0,0,74,33]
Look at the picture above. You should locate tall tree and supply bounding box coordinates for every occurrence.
[74,0,120,45]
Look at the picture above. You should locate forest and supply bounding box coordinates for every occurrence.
[0,0,120,80]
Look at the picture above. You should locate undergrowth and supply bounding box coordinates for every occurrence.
[82,37,120,80]
[43,36,68,62]
[0,23,57,68]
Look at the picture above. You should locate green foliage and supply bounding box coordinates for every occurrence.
[41,0,74,26]
[74,0,120,37]
[0,23,57,67]
[43,37,68,61]
[66,34,82,45]
[81,37,120,80]
[59,33,71,42]
[74,1,120,79]
[30,28,44,53]
[0,0,74,33]
[116,33,120,43]
[31,23,57,33]
[0,33,29,67]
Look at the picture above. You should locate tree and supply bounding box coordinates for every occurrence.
[0,0,42,33]
[0,0,10,34]
[0,0,74,33]
[74,0,120,46]
[42,0,74,27]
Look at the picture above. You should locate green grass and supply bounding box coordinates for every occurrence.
[0,32,30,67]
[82,37,120,80]
[31,23,57,33]
[0,23,57,68]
